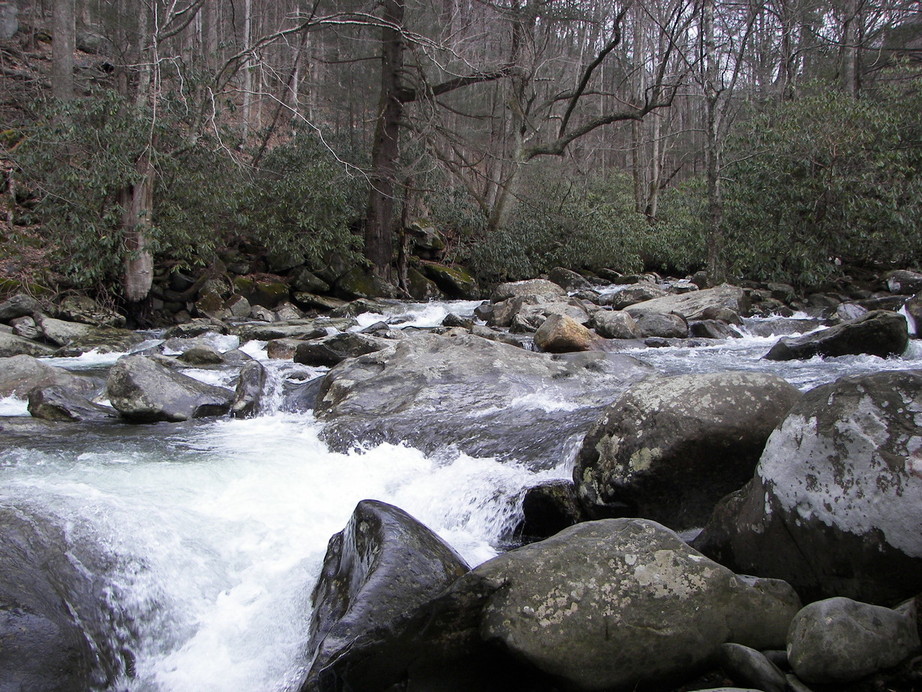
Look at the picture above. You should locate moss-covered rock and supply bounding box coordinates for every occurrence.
[420,262,480,299]
[334,267,402,300]
[232,275,291,308]
[406,267,445,300]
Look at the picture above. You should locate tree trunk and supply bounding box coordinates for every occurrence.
[52,0,75,100]
[840,0,860,96]
[364,0,405,278]
[702,0,725,284]
[121,156,155,303]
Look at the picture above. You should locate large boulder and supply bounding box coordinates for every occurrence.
[0,355,97,397]
[302,500,469,692]
[27,384,116,422]
[0,293,41,322]
[626,284,749,322]
[471,518,800,692]
[510,299,592,333]
[420,262,480,299]
[694,370,922,604]
[599,282,668,309]
[56,295,126,328]
[106,355,235,422]
[0,506,126,690]
[231,320,329,341]
[885,269,922,295]
[548,267,592,292]
[591,310,641,339]
[293,332,390,366]
[574,372,801,528]
[764,309,909,360]
[632,311,688,339]
[230,360,267,419]
[0,330,56,357]
[34,314,93,346]
[533,313,595,353]
[786,597,920,684]
[315,332,654,468]
[491,279,566,303]
[334,267,403,300]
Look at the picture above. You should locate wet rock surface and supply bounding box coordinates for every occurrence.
[314,332,654,468]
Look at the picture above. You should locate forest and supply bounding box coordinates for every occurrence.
[0,0,920,314]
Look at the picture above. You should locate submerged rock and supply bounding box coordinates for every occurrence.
[303,500,469,692]
[106,355,234,422]
[575,372,801,528]
[694,370,922,604]
[315,332,653,468]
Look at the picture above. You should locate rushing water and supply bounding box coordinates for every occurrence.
[1,299,920,691]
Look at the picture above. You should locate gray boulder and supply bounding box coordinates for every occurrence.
[0,330,55,357]
[694,370,922,604]
[35,314,93,346]
[491,279,566,303]
[718,643,788,692]
[106,355,234,422]
[517,481,585,542]
[419,262,480,299]
[293,332,390,366]
[626,284,749,322]
[548,267,592,291]
[27,384,116,422]
[787,597,920,683]
[764,309,909,360]
[10,315,39,340]
[231,361,267,418]
[632,311,688,338]
[56,327,147,356]
[303,500,469,691]
[315,332,653,468]
[599,282,668,309]
[591,310,640,339]
[56,295,126,328]
[472,518,800,692]
[231,320,328,342]
[0,506,126,690]
[0,355,96,397]
[0,293,41,322]
[885,269,922,295]
[510,299,592,333]
[574,372,801,528]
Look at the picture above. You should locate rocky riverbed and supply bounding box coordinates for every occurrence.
[0,270,921,691]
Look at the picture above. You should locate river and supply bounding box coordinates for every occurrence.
[1,299,919,691]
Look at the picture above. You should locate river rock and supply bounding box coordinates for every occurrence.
[106,355,235,422]
[548,267,592,291]
[472,518,800,692]
[56,295,126,328]
[302,500,469,692]
[764,309,909,360]
[575,372,801,528]
[27,384,116,422]
[10,315,39,340]
[599,282,668,309]
[420,262,480,299]
[293,332,389,366]
[0,293,41,322]
[177,346,224,365]
[511,299,593,333]
[291,268,330,295]
[164,318,229,338]
[517,481,585,542]
[315,332,654,468]
[56,326,147,356]
[533,313,595,352]
[491,279,566,303]
[0,355,97,397]
[718,643,788,692]
[591,310,641,339]
[787,597,921,683]
[694,370,922,604]
[632,311,689,338]
[35,314,93,346]
[885,269,922,295]
[407,267,445,300]
[0,330,55,357]
[231,361,267,418]
[689,319,740,339]
[0,506,126,690]
[231,320,328,342]
[627,284,749,322]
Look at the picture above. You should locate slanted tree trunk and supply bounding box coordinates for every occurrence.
[52,0,75,100]
[364,0,405,279]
